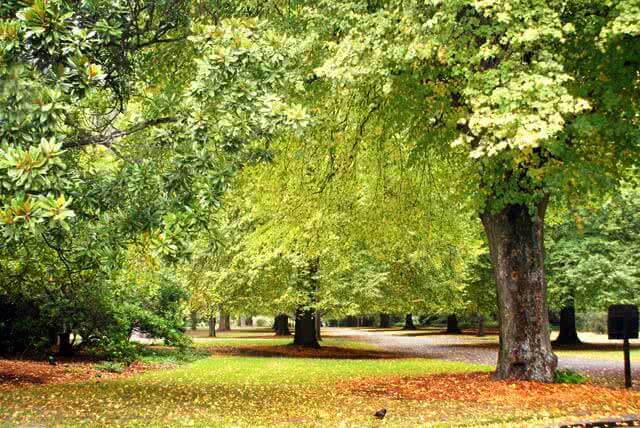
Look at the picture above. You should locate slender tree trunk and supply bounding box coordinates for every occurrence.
[481,199,557,382]
[553,306,581,345]
[208,315,216,337]
[403,313,416,330]
[245,316,253,327]
[379,313,391,328]
[446,314,461,334]
[274,314,291,336]
[190,311,198,330]
[315,310,322,341]
[293,308,320,348]
[58,331,73,357]
[48,327,58,349]
[477,314,486,337]
[218,312,231,332]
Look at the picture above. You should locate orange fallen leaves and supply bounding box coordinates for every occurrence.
[0,358,171,390]
[339,372,640,414]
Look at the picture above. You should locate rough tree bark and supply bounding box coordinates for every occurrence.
[553,306,581,345]
[208,315,216,337]
[293,308,320,348]
[274,314,291,336]
[481,199,557,382]
[403,313,416,330]
[446,314,461,334]
[379,313,391,328]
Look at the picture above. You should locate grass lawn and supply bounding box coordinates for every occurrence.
[2,333,640,427]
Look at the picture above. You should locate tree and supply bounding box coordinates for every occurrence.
[299,0,640,381]
[547,187,640,344]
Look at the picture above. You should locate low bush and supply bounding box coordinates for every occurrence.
[95,361,125,373]
[554,369,587,384]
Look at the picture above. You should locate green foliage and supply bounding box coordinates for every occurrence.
[95,361,125,374]
[547,187,640,311]
[553,369,587,384]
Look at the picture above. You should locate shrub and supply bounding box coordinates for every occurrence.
[95,361,125,373]
[554,369,587,384]
[576,312,607,334]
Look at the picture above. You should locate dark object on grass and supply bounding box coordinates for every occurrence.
[47,355,56,366]
[373,408,386,419]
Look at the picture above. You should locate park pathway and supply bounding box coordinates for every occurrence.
[329,327,640,386]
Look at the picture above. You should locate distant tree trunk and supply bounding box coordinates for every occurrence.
[190,311,198,330]
[553,306,581,345]
[208,315,216,337]
[58,331,73,357]
[218,312,231,332]
[481,199,557,382]
[48,327,58,349]
[346,316,357,327]
[446,314,461,334]
[315,310,322,341]
[293,308,320,348]
[379,313,391,328]
[403,313,416,330]
[274,314,291,336]
[245,316,253,327]
[477,314,485,337]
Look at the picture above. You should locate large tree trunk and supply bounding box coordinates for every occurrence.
[553,306,581,345]
[403,313,416,330]
[379,313,391,328]
[446,314,461,334]
[190,311,198,330]
[481,199,557,382]
[274,314,291,336]
[218,312,231,332]
[293,308,320,348]
[208,315,216,337]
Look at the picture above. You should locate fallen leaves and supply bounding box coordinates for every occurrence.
[207,345,406,359]
[339,372,640,413]
[0,358,172,390]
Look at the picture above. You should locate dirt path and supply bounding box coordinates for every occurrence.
[328,327,640,387]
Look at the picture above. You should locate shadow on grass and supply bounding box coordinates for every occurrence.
[207,345,409,360]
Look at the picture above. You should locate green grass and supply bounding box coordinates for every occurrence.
[141,355,483,386]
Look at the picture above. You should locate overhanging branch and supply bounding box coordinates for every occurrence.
[63,117,178,149]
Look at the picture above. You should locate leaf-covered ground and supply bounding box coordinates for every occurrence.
[2,330,640,427]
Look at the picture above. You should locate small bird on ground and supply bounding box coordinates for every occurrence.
[373,408,387,419]
[47,355,57,366]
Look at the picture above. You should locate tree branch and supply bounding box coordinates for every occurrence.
[63,117,178,149]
